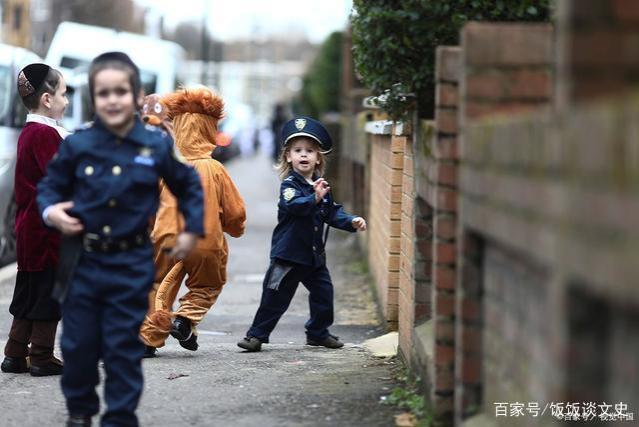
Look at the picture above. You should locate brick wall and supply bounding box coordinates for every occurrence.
[344,3,639,426]
[455,22,554,426]
[456,12,639,427]
[398,120,435,361]
[367,125,407,329]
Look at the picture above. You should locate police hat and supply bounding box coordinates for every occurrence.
[281,116,332,152]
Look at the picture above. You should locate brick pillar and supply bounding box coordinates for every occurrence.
[368,129,406,329]
[398,133,416,358]
[430,46,462,425]
[555,0,639,109]
[454,233,484,425]
[456,22,554,424]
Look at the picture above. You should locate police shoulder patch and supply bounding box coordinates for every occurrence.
[283,187,296,201]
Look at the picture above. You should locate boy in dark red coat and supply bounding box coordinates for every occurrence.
[1,63,69,376]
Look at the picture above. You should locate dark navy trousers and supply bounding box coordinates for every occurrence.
[60,246,154,427]
[247,262,334,342]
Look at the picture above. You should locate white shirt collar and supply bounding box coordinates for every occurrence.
[26,113,71,139]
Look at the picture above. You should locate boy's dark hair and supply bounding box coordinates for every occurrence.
[19,67,63,111]
[88,52,141,105]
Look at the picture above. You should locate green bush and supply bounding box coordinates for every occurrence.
[351,0,552,120]
[298,31,343,117]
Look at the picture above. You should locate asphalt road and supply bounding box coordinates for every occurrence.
[0,151,400,427]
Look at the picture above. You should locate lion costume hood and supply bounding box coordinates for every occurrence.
[163,88,225,160]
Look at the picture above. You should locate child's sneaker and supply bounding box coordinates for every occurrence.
[306,334,344,349]
[237,336,262,352]
[170,316,193,341]
[179,334,198,351]
[66,414,92,426]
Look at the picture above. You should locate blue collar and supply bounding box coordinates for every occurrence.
[289,170,319,186]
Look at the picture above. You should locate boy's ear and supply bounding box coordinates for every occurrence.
[41,92,51,109]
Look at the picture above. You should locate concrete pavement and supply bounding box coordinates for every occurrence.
[0,151,400,426]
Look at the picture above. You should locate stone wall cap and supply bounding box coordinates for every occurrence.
[365,120,393,135]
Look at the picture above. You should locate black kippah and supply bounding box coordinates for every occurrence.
[17,63,51,97]
[91,51,140,78]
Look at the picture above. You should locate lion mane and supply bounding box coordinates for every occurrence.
[162,87,224,122]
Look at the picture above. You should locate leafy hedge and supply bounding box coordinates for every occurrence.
[351,0,552,119]
[297,31,343,118]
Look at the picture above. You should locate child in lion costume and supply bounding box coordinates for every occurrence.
[140,88,246,356]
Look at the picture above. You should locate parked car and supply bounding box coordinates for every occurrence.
[0,44,42,267]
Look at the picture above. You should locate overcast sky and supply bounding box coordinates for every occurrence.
[134,0,353,42]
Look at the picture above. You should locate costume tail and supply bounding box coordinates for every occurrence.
[147,260,187,333]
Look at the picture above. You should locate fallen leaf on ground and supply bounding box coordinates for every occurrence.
[395,412,417,427]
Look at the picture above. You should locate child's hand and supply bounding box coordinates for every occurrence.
[46,201,84,235]
[352,217,367,231]
[170,232,198,260]
[313,178,330,203]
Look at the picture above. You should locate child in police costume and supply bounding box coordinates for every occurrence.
[140,87,246,356]
[1,63,69,376]
[37,52,204,427]
[237,117,367,352]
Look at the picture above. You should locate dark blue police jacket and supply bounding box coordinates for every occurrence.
[37,117,204,239]
[270,171,356,266]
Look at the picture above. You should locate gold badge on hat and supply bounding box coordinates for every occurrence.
[139,147,152,157]
[295,118,306,130]
[283,187,296,201]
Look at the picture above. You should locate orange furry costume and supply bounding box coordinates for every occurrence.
[140,88,246,348]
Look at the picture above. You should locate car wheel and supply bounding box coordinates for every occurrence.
[0,193,17,267]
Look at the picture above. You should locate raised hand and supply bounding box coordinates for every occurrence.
[313,178,330,203]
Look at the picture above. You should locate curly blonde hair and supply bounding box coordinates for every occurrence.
[276,137,326,180]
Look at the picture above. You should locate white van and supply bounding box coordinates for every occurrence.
[0,43,42,266]
[46,22,186,127]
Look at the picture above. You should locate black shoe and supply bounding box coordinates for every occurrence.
[179,334,198,351]
[237,336,262,352]
[170,316,193,341]
[306,334,344,349]
[143,345,157,358]
[30,357,63,376]
[1,356,29,373]
[67,414,91,426]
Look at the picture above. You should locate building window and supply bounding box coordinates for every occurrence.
[13,5,22,31]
